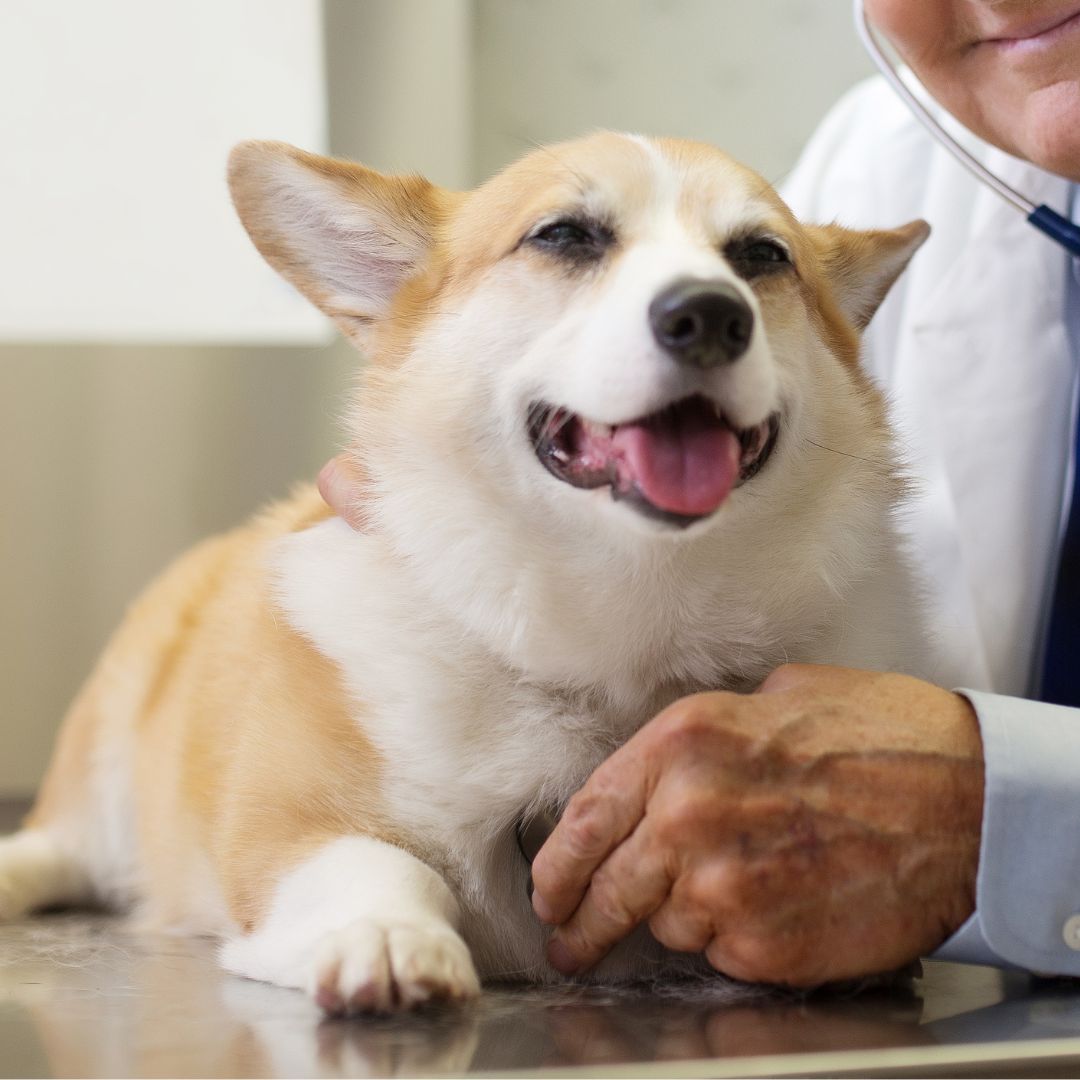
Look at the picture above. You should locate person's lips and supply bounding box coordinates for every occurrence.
[982,4,1080,53]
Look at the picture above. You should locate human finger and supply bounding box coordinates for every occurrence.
[645,886,717,956]
[317,452,370,531]
[531,753,650,927]
[545,825,673,974]
[754,661,826,695]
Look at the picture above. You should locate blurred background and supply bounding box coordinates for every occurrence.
[0,0,872,800]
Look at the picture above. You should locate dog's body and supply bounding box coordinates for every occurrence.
[0,133,930,1011]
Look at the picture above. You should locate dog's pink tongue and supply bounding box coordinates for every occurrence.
[612,409,741,517]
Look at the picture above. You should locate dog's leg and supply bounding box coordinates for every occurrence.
[0,829,94,919]
[219,835,480,1015]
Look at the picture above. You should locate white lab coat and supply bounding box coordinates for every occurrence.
[784,77,1080,975]
[783,76,1076,697]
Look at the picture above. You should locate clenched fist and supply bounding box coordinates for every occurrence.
[531,664,984,987]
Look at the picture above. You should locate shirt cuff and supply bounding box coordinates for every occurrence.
[930,690,1080,975]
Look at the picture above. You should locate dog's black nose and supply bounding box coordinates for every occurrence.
[649,279,754,368]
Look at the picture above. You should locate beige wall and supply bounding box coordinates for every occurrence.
[0,343,353,800]
[0,1,871,798]
[473,0,872,183]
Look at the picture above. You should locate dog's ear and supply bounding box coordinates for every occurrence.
[806,220,929,330]
[228,141,444,344]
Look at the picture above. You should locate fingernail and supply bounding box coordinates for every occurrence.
[532,891,555,923]
[547,937,580,976]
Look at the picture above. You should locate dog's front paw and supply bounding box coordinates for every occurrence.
[308,919,480,1015]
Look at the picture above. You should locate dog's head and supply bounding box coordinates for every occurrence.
[230,133,926,686]
[230,133,924,534]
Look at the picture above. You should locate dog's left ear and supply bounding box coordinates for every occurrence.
[806,220,930,330]
[228,141,447,345]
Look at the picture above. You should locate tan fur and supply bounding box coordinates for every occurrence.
[804,220,932,333]
[29,486,395,932]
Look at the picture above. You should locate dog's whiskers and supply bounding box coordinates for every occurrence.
[546,406,572,440]
[524,402,571,442]
[804,437,892,471]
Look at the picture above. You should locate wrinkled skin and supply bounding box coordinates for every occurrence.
[865,0,1080,181]
[531,664,984,986]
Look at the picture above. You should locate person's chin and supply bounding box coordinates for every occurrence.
[932,62,1080,182]
[1019,80,1080,182]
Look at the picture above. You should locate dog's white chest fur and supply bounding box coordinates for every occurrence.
[271,505,925,982]
[275,520,628,829]
[274,518,668,979]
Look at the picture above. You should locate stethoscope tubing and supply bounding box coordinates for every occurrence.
[854,0,1080,257]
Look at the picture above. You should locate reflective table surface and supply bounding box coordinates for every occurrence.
[2,794,1080,1078]
[5,916,1080,1077]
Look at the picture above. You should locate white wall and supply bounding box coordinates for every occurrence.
[1,1,873,798]
[0,0,327,343]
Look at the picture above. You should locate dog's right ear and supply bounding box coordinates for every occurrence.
[806,219,930,331]
[228,141,443,344]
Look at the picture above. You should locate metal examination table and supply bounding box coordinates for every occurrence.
[2,805,1079,1078]
[6,915,1080,1077]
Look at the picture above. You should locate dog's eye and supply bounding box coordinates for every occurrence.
[726,237,792,278]
[528,218,613,263]
[534,220,594,246]
[744,240,789,264]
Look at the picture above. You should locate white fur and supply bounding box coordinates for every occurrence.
[0,829,92,919]
[83,713,140,909]
[220,836,480,1010]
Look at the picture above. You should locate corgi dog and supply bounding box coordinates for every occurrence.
[0,133,929,1014]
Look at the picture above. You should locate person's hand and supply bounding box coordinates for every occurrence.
[317,452,369,530]
[530,664,984,987]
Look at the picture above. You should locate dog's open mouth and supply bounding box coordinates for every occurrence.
[528,395,779,526]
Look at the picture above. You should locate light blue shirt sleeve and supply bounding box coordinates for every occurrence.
[931,690,1080,974]
[934,193,1080,975]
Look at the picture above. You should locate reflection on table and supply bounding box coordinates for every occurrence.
[1,914,1079,1077]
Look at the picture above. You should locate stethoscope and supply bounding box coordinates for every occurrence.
[854,0,1080,257]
